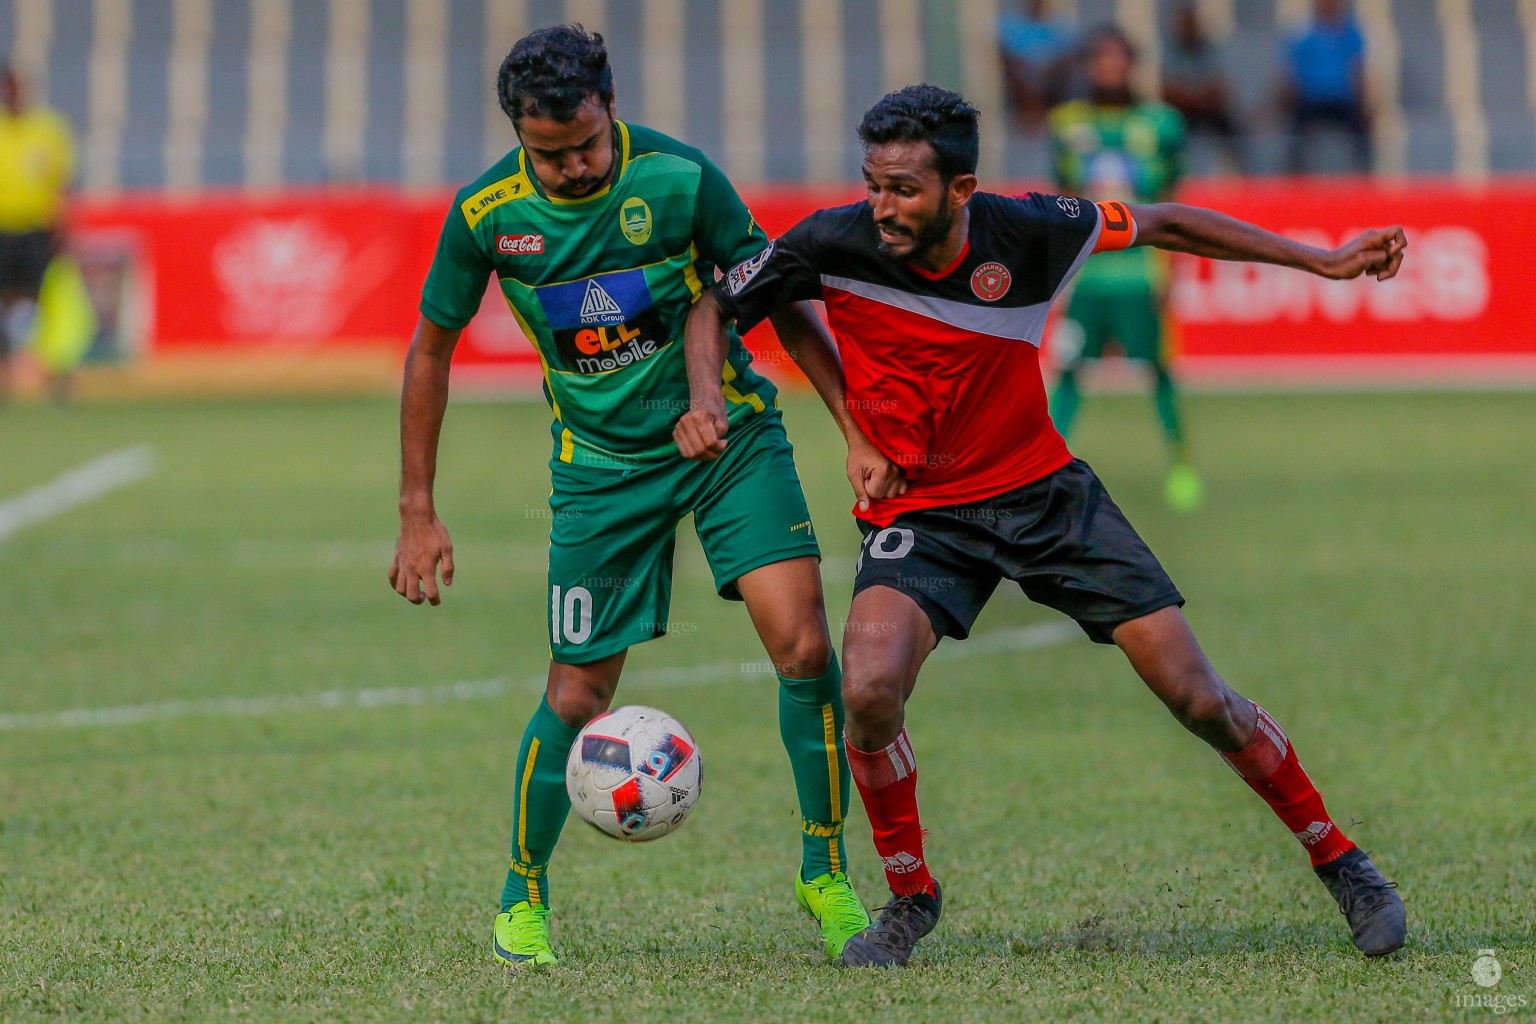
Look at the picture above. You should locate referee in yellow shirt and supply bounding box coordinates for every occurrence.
[0,62,76,401]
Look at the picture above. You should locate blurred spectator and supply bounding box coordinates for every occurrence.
[0,61,78,402]
[999,0,1077,130]
[1047,28,1203,511]
[1161,2,1245,173]
[1281,0,1371,174]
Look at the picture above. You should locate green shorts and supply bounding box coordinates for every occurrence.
[545,410,819,664]
[1059,281,1168,364]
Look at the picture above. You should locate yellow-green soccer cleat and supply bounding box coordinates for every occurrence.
[492,902,557,967]
[1164,463,1206,512]
[796,871,872,960]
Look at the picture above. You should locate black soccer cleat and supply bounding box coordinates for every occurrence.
[1315,848,1406,956]
[840,881,943,968]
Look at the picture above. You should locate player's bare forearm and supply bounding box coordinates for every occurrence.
[1128,202,1407,282]
[766,302,861,442]
[683,289,731,413]
[676,290,732,460]
[392,315,459,604]
[764,303,906,506]
[766,302,906,503]
[398,315,459,518]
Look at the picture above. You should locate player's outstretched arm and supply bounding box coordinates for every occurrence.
[1127,202,1407,282]
[676,289,733,462]
[390,315,459,606]
[764,302,907,511]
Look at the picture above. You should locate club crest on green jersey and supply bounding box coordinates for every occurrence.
[620,197,653,245]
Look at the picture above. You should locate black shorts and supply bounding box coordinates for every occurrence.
[853,459,1184,644]
[0,230,56,296]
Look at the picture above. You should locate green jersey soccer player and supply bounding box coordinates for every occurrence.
[1047,26,1202,510]
[389,25,889,966]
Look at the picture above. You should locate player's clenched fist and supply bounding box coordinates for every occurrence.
[1319,226,1407,282]
[674,401,729,461]
[847,435,907,513]
[389,515,455,606]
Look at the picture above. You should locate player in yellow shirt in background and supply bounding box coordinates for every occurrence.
[0,61,78,402]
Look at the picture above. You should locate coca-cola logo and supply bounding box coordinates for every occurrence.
[497,233,545,255]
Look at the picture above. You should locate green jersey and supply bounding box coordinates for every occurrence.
[1048,99,1184,286]
[420,121,777,469]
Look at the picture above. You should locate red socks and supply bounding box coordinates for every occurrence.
[849,707,1348,893]
[846,728,936,897]
[1221,705,1356,867]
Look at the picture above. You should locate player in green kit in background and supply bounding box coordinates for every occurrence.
[1048,26,1203,511]
[389,25,889,966]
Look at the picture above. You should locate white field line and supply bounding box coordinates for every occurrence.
[0,446,156,544]
[0,538,858,582]
[0,620,1080,732]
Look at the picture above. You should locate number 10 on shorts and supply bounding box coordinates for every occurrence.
[551,585,594,646]
[857,526,915,572]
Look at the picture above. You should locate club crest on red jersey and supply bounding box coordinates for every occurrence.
[970,261,1011,301]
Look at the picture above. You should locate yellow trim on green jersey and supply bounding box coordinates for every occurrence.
[529,338,577,463]
[461,170,535,229]
[519,303,566,424]
[423,120,778,470]
[681,243,705,300]
[721,360,766,413]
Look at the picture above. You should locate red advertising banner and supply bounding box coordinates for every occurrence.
[72,178,1536,386]
[77,190,438,350]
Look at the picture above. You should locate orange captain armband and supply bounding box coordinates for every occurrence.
[1092,201,1138,253]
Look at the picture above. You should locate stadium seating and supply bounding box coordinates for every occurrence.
[0,0,1530,189]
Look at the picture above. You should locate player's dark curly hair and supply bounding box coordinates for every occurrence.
[857,85,980,183]
[496,24,614,127]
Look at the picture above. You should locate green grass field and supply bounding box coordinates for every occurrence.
[1,390,1532,1022]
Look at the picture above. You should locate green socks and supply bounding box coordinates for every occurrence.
[1049,367,1083,439]
[501,696,580,911]
[1152,363,1186,451]
[777,653,852,880]
[1054,362,1190,466]
[499,661,852,908]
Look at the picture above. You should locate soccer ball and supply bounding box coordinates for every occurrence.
[565,705,702,842]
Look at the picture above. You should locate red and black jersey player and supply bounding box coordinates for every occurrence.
[675,85,1409,969]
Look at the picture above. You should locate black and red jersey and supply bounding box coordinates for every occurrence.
[716,191,1138,525]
